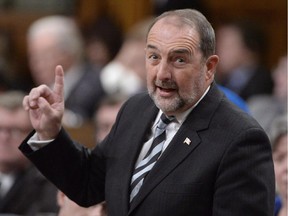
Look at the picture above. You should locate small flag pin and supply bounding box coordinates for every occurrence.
[183,137,191,145]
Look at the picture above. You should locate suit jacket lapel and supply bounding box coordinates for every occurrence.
[128,83,224,213]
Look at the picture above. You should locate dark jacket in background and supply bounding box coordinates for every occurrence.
[0,166,58,216]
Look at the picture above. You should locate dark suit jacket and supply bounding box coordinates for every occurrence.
[0,166,58,215]
[19,82,275,216]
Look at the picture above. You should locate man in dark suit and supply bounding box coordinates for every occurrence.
[19,9,275,216]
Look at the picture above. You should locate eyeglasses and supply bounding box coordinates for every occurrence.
[0,126,31,139]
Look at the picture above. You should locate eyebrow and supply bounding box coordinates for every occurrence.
[146,45,190,55]
[146,44,158,51]
[170,48,190,55]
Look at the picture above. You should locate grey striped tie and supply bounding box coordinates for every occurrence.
[130,113,174,202]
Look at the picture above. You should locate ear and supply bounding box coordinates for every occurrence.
[205,55,219,81]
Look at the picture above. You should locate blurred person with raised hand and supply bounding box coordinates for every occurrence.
[269,114,287,216]
[0,91,58,215]
[27,15,106,127]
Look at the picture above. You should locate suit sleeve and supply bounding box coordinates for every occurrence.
[213,127,275,215]
[19,128,106,207]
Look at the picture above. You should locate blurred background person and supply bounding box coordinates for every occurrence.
[269,114,287,216]
[0,91,58,215]
[93,96,126,144]
[248,55,287,133]
[215,20,274,101]
[27,15,106,127]
[83,16,123,69]
[100,17,154,98]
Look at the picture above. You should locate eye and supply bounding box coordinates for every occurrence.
[176,57,185,63]
[147,53,160,65]
[173,56,187,66]
[148,54,158,60]
[274,154,286,163]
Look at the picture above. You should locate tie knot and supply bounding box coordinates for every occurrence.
[158,113,175,129]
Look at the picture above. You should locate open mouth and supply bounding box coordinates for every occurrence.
[157,86,176,97]
[154,80,177,96]
[158,86,174,92]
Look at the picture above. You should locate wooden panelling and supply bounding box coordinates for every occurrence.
[77,0,153,32]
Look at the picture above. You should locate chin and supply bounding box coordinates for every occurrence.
[154,95,183,113]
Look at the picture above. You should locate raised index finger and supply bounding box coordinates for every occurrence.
[53,65,64,102]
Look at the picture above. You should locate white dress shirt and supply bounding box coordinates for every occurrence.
[0,172,15,197]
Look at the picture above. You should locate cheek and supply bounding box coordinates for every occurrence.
[175,72,195,91]
[146,65,156,82]
[274,160,286,178]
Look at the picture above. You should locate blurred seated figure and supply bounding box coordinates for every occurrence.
[27,15,106,126]
[269,114,287,216]
[57,190,107,216]
[100,17,154,98]
[216,20,274,101]
[248,55,287,133]
[0,91,58,215]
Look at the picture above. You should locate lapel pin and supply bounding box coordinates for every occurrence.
[183,137,191,145]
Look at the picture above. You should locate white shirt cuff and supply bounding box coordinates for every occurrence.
[27,132,55,151]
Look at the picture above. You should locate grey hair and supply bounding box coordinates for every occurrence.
[0,90,26,110]
[269,113,288,151]
[27,15,84,62]
[146,9,216,59]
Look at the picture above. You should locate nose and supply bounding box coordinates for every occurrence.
[156,61,172,81]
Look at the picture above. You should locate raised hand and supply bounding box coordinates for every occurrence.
[23,65,65,140]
